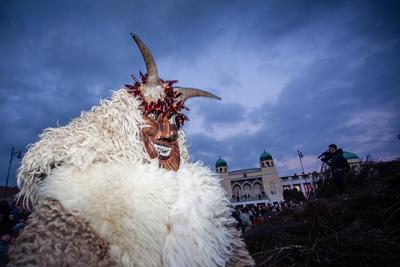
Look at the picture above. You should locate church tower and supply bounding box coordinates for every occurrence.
[259,150,274,168]
[216,157,232,198]
[259,150,283,202]
[215,157,228,174]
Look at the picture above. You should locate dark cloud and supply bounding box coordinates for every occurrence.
[191,39,400,175]
[187,0,400,174]
[195,102,247,124]
[1,0,399,185]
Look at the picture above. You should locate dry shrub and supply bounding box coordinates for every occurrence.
[245,160,400,267]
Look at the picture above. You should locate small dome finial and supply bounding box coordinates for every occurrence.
[260,150,273,161]
[215,157,227,168]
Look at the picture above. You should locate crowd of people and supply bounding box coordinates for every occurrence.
[0,199,29,265]
[232,202,302,233]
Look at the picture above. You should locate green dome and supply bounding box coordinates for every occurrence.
[260,150,273,161]
[343,151,359,160]
[215,157,227,168]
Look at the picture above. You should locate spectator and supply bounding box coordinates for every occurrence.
[256,214,265,224]
[240,208,251,231]
[0,201,12,236]
[249,207,256,224]
[321,144,350,194]
[232,208,245,233]
[0,201,12,266]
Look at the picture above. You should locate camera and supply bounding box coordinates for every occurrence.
[317,150,333,162]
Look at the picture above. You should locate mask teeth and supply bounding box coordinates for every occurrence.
[154,144,172,157]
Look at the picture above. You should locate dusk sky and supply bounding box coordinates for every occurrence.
[1,0,400,187]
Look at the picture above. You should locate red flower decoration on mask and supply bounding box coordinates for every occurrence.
[125,74,189,128]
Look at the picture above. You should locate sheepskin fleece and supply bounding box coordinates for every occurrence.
[14,87,253,266]
[16,88,190,207]
[8,198,116,266]
[38,160,233,267]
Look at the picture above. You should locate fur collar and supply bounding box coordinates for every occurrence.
[38,160,233,267]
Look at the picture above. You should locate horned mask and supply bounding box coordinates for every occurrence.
[127,34,220,171]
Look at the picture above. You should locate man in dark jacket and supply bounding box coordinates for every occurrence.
[321,144,350,194]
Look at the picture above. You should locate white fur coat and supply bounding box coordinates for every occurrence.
[15,88,245,266]
[37,160,233,267]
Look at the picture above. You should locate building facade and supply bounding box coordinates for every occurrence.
[216,151,284,206]
[343,151,362,172]
[280,172,321,199]
[217,150,362,205]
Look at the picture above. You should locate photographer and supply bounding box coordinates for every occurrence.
[319,144,350,194]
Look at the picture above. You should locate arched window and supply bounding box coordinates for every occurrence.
[253,183,262,197]
[283,185,291,191]
[232,185,241,198]
[243,183,252,197]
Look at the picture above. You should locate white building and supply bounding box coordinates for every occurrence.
[216,150,362,204]
[216,151,284,206]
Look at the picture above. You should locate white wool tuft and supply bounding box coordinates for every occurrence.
[162,163,234,267]
[38,160,233,267]
[17,88,190,207]
[143,84,165,100]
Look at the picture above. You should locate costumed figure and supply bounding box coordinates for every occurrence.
[8,34,254,267]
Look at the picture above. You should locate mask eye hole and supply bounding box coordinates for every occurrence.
[169,114,182,130]
[148,112,157,120]
[169,114,176,125]
[142,114,159,134]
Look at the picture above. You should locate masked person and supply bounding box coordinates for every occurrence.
[9,35,254,267]
[320,144,350,194]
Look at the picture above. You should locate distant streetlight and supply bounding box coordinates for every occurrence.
[297,149,305,174]
[5,147,22,188]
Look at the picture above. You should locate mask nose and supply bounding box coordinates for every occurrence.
[157,117,177,141]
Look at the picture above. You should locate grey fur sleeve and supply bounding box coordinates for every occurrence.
[8,198,115,267]
[226,223,255,267]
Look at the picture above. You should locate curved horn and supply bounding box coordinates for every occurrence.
[174,87,221,102]
[130,33,159,86]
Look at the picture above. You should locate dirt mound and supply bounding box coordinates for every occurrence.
[244,160,400,267]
